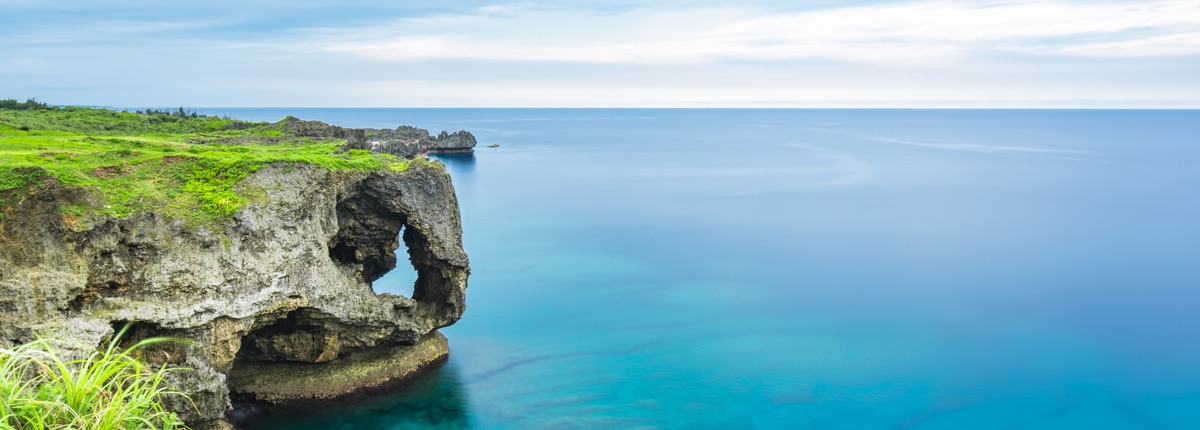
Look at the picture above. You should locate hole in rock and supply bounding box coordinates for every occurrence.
[371,225,418,298]
[232,309,341,365]
[327,189,425,299]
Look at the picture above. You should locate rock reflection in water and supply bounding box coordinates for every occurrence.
[430,153,476,177]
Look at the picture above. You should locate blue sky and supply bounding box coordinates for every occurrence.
[2,0,1198,107]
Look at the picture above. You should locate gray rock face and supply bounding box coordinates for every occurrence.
[361,126,477,157]
[0,162,469,428]
[430,130,477,153]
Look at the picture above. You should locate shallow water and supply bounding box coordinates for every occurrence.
[208,109,1200,429]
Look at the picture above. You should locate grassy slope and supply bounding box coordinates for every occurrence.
[0,106,420,225]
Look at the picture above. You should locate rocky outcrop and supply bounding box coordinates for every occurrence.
[0,161,469,429]
[360,126,477,157]
[274,117,368,149]
[194,117,477,158]
[430,130,477,153]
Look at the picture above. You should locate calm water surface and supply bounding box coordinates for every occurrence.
[207,109,1200,429]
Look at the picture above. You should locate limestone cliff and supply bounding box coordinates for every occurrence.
[0,161,469,428]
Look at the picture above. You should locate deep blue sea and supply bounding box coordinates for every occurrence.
[203,109,1200,429]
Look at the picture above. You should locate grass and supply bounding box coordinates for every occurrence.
[0,325,191,430]
[0,104,429,225]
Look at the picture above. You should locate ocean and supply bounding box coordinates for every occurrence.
[202,108,1200,429]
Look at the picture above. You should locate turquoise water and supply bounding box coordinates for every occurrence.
[212,109,1200,429]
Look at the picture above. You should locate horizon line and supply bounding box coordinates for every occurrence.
[84,105,1200,110]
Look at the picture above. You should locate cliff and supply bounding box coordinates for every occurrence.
[0,161,469,428]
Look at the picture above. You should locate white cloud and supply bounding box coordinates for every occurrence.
[312,0,1200,65]
[1052,32,1200,56]
[724,0,1200,42]
[5,0,1198,106]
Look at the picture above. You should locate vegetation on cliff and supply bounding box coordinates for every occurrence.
[0,326,190,430]
[0,101,432,225]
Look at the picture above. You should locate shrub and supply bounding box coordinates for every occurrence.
[0,98,49,111]
[0,325,192,430]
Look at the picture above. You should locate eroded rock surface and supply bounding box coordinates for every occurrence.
[0,162,469,428]
[361,126,477,157]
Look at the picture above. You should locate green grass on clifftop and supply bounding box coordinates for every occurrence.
[0,103,425,225]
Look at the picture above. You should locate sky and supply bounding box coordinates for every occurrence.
[1,0,1199,107]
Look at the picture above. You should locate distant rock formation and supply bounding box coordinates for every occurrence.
[210,116,478,158]
[361,126,477,157]
[267,117,476,158]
